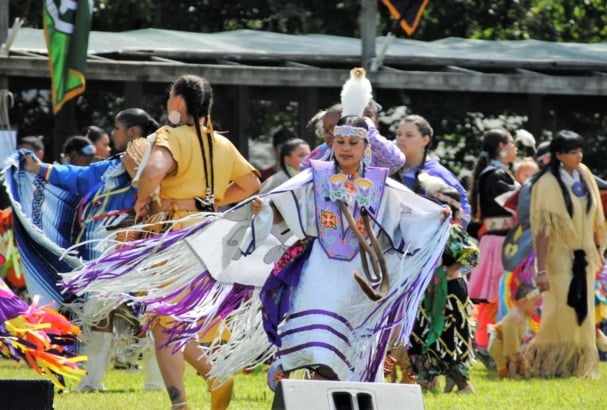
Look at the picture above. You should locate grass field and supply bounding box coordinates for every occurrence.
[1,359,605,409]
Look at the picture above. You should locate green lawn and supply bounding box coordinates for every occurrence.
[1,359,605,409]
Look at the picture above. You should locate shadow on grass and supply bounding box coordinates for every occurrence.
[64,388,143,394]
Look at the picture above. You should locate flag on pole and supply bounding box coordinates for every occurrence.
[381,0,429,36]
[43,0,92,114]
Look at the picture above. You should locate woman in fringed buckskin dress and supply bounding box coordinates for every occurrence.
[525,130,605,378]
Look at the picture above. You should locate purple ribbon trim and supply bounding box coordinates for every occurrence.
[289,309,354,331]
[279,341,354,371]
[280,323,352,346]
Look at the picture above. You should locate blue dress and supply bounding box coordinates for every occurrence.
[394,157,471,227]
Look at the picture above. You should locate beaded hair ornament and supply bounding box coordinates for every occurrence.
[518,287,540,300]
[333,125,368,140]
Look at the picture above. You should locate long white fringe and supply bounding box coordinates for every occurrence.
[205,289,275,383]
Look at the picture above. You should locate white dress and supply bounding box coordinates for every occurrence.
[61,161,450,382]
[252,161,450,381]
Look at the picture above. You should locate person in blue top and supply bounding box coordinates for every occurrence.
[393,114,471,226]
[23,108,158,259]
[22,108,162,392]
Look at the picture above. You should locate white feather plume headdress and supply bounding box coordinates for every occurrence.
[418,172,450,196]
[418,172,462,211]
[340,67,372,117]
[515,129,536,150]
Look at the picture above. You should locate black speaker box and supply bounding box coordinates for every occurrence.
[0,379,54,410]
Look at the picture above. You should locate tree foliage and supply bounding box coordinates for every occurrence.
[6,1,607,174]
[387,0,607,43]
[9,1,607,41]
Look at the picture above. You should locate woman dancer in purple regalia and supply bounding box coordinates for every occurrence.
[250,112,450,386]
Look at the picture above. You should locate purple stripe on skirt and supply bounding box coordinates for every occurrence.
[279,341,354,371]
[288,309,354,331]
[280,323,352,346]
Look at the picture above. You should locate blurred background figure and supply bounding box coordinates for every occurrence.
[514,157,539,185]
[489,283,540,379]
[259,126,297,182]
[468,129,518,369]
[363,98,382,126]
[535,141,551,166]
[17,135,45,160]
[260,137,310,193]
[86,125,112,161]
[393,114,471,226]
[61,136,97,166]
[302,104,342,166]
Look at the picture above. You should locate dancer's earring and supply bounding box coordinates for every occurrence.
[168,110,181,125]
[363,145,372,167]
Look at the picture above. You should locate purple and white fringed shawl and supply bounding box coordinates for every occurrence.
[346,225,448,381]
[60,196,284,346]
[60,166,450,384]
[61,212,222,326]
[257,168,450,382]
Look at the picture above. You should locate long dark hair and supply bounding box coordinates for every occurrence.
[402,114,434,193]
[530,130,590,217]
[115,108,159,136]
[171,75,215,195]
[470,128,512,217]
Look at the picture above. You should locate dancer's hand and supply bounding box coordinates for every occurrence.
[22,153,42,174]
[536,270,549,292]
[440,205,452,222]
[134,197,149,219]
[251,196,264,215]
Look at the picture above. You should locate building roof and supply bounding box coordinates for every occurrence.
[3,28,607,94]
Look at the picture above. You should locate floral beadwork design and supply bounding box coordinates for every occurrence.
[321,210,338,229]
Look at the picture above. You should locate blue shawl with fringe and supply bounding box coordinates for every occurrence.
[3,151,82,306]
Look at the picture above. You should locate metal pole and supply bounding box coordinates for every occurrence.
[0,0,9,88]
[0,0,8,49]
[360,0,377,71]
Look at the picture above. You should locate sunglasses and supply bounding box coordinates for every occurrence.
[81,145,96,156]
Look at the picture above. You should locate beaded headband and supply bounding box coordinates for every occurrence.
[333,125,368,140]
[521,287,540,300]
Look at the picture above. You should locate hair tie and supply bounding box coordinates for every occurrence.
[479,150,489,158]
